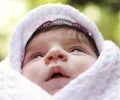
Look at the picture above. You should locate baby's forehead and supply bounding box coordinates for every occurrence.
[26,26,91,51]
[25,27,90,52]
[27,25,89,46]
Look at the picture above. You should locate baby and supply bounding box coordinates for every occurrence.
[1,3,120,100]
[21,19,98,95]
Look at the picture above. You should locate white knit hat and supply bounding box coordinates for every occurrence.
[9,3,104,72]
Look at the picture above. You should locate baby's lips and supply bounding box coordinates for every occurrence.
[46,65,69,81]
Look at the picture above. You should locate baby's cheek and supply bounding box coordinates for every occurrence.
[88,57,97,65]
[83,57,96,69]
[70,57,96,78]
[22,61,46,82]
[22,62,37,75]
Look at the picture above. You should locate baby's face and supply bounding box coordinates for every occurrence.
[22,28,97,95]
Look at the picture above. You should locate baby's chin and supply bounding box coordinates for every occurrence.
[49,88,61,95]
[41,77,71,95]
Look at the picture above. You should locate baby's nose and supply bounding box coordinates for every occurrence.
[44,47,68,64]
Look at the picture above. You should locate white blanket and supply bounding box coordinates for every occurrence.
[0,41,120,100]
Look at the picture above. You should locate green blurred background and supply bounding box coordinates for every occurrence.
[0,0,120,61]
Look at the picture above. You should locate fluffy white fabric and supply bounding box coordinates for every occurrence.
[0,3,120,100]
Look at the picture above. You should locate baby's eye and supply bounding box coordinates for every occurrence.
[70,48,82,52]
[69,47,85,54]
[31,53,43,59]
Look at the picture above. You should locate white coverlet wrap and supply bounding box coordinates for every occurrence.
[0,3,120,100]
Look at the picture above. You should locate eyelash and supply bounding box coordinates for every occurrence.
[69,46,84,53]
[31,52,44,59]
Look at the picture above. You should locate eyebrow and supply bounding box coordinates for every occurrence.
[25,43,45,53]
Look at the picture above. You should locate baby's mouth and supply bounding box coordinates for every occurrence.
[51,72,64,79]
[46,66,69,81]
